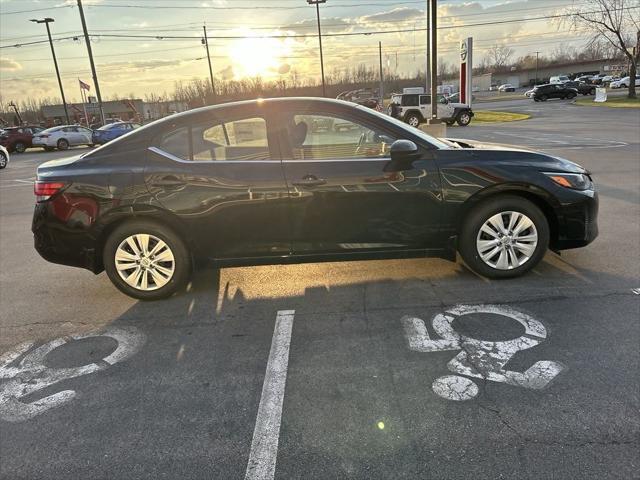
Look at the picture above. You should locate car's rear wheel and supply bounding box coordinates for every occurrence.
[0,151,7,169]
[405,113,421,127]
[539,95,548,101]
[103,221,192,300]
[14,142,26,153]
[456,111,472,126]
[57,138,69,150]
[458,195,549,279]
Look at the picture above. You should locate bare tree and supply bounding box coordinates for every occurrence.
[564,0,639,98]
[486,44,515,70]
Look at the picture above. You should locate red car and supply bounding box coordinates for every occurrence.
[0,125,45,153]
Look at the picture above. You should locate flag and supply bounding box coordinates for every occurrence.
[79,79,91,91]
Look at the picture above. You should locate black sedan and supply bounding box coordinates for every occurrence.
[532,84,579,101]
[32,98,598,300]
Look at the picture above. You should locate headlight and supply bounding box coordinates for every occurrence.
[544,172,593,190]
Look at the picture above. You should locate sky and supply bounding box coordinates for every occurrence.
[0,0,595,104]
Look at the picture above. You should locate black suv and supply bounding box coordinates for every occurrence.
[532,84,579,102]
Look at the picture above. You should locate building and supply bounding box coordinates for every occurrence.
[41,99,145,126]
[489,58,627,88]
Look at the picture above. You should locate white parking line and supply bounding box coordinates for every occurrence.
[245,310,295,480]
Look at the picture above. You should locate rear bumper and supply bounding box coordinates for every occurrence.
[552,189,599,250]
[32,202,101,273]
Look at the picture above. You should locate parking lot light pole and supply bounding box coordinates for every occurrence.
[307,0,327,97]
[30,18,70,125]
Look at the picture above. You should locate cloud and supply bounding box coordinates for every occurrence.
[217,65,234,81]
[0,58,22,71]
[358,7,424,25]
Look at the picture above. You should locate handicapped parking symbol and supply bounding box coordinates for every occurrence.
[402,305,564,401]
[0,326,145,422]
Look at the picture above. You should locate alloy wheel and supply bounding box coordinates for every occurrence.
[407,116,420,127]
[114,234,175,291]
[0,153,7,168]
[476,211,538,270]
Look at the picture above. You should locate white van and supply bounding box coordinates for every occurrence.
[550,75,570,84]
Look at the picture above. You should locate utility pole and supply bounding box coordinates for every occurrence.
[378,41,384,105]
[428,0,440,123]
[76,0,105,125]
[202,25,216,102]
[30,18,70,124]
[535,51,540,86]
[425,0,430,93]
[307,0,327,97]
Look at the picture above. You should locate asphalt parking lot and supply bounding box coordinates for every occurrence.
[1,98,638,479]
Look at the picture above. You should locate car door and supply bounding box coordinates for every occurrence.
[144,103,291,259]
[275,103,443,255]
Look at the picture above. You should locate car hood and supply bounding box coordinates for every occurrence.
[443,138,588,173]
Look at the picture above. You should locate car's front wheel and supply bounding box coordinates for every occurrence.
[57,138,69,150]
[539,95,548,101]
[0,151,7,169]
[103,220,192,300]
[14,142,26,153]
[458,195,549,279]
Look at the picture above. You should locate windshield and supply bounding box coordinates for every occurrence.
[98,123,121,130]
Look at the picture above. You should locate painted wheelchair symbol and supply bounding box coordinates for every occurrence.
[0,327,145,422]
[402,304,564,401]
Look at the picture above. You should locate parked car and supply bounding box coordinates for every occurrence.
[32,97,598,300]
[0,145,9,169]
[92,121,142,145]
[489,84,499,91]
[389,92,474,127]
[590,73,607,85]
[549,75,570,84]
[0,125,45,153]
[575,75,594,83]
[532,83,579,101]
[610,76,640,89]
[32,125,95,151]
[564,81,596,96]
[498,84,516,92]
[600,75,620,87]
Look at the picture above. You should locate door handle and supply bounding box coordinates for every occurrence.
[151,176,185,187]
[292,175,326,187]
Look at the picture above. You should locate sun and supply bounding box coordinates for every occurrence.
[228,33,290,78]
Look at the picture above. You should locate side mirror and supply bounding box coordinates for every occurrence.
[385,139,420,172]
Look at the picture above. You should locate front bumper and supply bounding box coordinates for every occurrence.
[553,189,599,250]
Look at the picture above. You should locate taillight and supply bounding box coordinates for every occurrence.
[34,181,68,201]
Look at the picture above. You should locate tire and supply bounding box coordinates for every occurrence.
[405,113,421,128]
[539,95,548,101]
[458,195,549,279]
[57,138,69,150]
[0,152,7,169]
[103,220,192,300]
[456,111,472,126]
[14,142,26,153]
